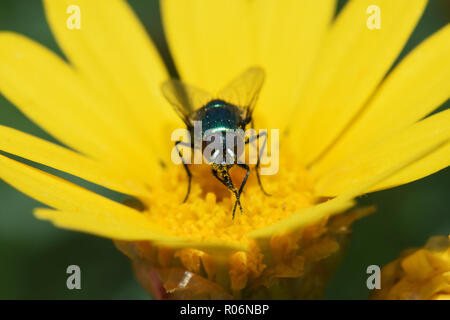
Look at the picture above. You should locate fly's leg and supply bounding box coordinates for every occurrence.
[175,140,192,202]
[245,131,271,196]
[235,163,250,218]
[212,166,243,219]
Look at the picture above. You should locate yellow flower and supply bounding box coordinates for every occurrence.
[371,235,450,300]
[0,0,449,299]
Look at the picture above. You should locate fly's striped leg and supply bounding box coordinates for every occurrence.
[236,163,250,217]
[212,164,244,219]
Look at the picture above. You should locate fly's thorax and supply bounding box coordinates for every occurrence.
[192,100,244,134]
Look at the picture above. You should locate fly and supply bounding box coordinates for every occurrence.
[161,67,270,218]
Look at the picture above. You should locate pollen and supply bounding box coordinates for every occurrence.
[143,146,316,248]
[136,145,326,292]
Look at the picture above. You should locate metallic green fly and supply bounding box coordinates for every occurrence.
[161,67,270,218]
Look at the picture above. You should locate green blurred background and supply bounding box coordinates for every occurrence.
[0,0,448,299]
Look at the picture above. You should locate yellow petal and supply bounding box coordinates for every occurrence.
[254,0,335,130]
[0,125,149,197]
[250,124,447,239]
[0,153,131,214]
[161,0,257,92]
[0,153,175,241]
[370,141,449,191]
[316,110,450,196]
[34,208,167,241]
[44,0,174,155]
[161,0,335,130]
[314,24,450,174]
[0,32,160,178]
[37,208,246,252]
[288,0,427,164]
[248,197,355,239]
[0,32,118,160]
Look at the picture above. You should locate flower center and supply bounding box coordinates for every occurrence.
[143,146,317,247]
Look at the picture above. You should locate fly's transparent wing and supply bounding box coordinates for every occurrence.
[216,67,265,122]
[161,79,214,127]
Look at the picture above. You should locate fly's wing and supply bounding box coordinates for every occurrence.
[216,67,265,123]
[161,79,214,127]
